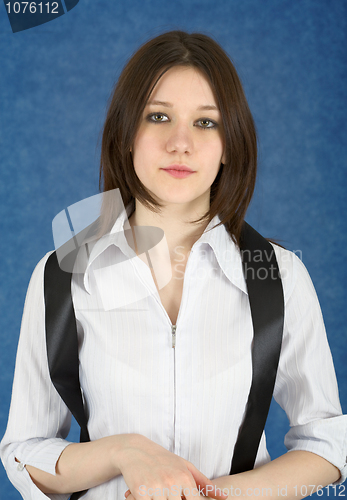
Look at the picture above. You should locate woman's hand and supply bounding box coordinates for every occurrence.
[118,434,227,500]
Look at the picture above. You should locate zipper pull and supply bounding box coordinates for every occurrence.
[171,325,176,348]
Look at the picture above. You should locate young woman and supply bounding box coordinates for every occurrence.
[1,31,346,500]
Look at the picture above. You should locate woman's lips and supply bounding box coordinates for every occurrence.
[161,168,195,179]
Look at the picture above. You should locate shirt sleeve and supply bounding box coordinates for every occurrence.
[0,252,74,500]
[272,246,347,484]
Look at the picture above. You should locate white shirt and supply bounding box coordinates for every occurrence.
[1,203,347,500]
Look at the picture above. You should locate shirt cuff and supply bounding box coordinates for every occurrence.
[3,439,72,500]
[14,437,73,475]
[285,415,347,485]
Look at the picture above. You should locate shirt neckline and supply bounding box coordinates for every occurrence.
[82,203,247,295]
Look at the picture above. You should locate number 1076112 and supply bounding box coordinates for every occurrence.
[293,485,345,497]
[5,2,59,14]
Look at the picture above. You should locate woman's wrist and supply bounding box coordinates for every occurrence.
[109,433,145,475]
[49,434,140,493]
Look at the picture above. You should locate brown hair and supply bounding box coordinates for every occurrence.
[99,30,257,245]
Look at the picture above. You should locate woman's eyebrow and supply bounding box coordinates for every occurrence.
[197,104,219,111]
[146,100,219,111]
[147,100,172,107]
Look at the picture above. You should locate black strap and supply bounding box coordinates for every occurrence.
[43,221,284,497]
[230,222,284,474]
[44,251,89,500]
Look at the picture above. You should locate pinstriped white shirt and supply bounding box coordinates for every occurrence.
[1,203,347,499]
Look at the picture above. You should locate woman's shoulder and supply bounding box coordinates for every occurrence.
[32,250,56,273]
[269,242,316,303]
[26,251,56,292]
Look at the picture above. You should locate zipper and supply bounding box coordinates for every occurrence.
[171,324,177,348]
[169,250,194,453]
[172,324,177,453]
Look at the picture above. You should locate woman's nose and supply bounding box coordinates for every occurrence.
[166,123,193,154]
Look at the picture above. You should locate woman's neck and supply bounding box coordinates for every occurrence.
[127,200,210,260]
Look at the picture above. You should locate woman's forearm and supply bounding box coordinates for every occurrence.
[24,432,223,497]
[24,433,134,494]
[211,451,341,500]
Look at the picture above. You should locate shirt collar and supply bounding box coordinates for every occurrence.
[83,202,135,294]
[193,215,248,295]
[82,204,247,295]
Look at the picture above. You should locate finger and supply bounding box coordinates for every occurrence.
[202,484,228,500]
[184,461,210,490]
[124,489,131,498]
[204,484,229,500]
[125,494,137,500]
[184,463,228,499]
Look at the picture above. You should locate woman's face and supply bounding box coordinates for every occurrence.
[131,65,225,211]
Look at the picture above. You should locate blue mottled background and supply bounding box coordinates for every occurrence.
[0,0,346,497]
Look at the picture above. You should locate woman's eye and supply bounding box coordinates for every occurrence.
[146,114,217,128]
[196,119,217,129]
[148,113,169,123]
